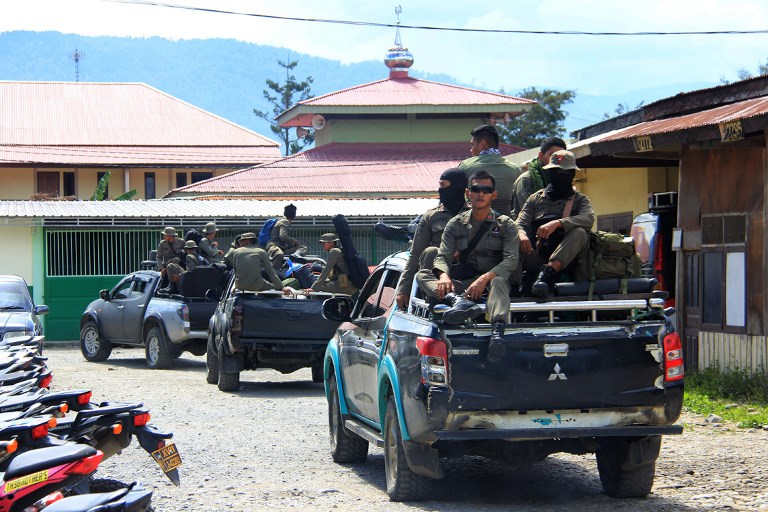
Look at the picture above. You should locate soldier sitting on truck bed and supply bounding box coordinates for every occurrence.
[158,263,185,295]
[233,232,290,294]
[416,169,519,363]
[266,204,307,272]
[516,150,595,299]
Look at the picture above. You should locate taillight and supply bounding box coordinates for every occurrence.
[176,304,189,323]
[133,412,151,427]
[25,490,64,512]
[38,374,52,389]
[31,422,49,440]
[67,451,104,475]
[653,232,665,291]
[663,332,684,382]
[416,336,448,386]
[76,391,92,405]
[230,306,243,334]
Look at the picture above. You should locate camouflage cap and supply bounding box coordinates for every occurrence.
[161,227,178,237]
[202,222,218,234]
[542,150,579,171]
[184,240,198,249]
[318,233,339,243]
[240,232,257,240]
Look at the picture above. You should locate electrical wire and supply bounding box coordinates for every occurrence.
[104,0,768,36]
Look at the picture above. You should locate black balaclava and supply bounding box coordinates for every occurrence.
[544,168,576,201]
[284,204,297,220]
[438,168,469,215]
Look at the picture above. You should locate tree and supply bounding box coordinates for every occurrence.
[254,60,315,156]
[497,87,576,149]
[90,171,137,201]
[602,101,645,120]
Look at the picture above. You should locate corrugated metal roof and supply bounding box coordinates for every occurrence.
[599,95,768,142]
[0,81,281,166]
[168,142,523,197]
[298,77,536,107]
[0,145,282,166]
[0,198,438,219]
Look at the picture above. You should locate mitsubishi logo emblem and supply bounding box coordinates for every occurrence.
[548,363,567,381]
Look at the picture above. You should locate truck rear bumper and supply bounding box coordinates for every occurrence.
[436,424,682,442]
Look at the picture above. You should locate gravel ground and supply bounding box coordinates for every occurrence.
[44,344,768,512]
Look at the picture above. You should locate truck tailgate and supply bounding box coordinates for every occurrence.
[444,322,667,412]
[240,296,338,342]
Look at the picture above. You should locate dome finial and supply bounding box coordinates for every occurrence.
[384,4,413,79]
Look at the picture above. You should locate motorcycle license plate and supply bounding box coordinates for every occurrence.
[151,442,182,473]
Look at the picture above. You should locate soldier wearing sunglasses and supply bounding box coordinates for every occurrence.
[416,170,519,362]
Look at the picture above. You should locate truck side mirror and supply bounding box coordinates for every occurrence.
[322,297,353,322]
[99,289,110,301]
[34,305,49,315]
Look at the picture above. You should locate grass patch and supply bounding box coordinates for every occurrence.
[683,367,768,428]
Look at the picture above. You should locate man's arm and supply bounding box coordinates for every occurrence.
[560,193,595,232]
[512,173,533,220]
[489,219,520,281]
[278,223,299,247]
[516,195,535,255]
[260,250,285,290]
[396,213,432,300]
[311,248,341,291]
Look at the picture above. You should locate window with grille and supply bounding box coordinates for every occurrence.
[700,213,746,331]
[46,230,159,277]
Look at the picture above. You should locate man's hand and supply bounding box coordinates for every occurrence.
[536,220,562,240]
[282,287,293,295]
[396,293,409,309]
[465,273,494,301]
[435,273,454,300]
[519,232,533,255]
[451,250,461,263]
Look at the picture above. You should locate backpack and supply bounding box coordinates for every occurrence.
[332,214,370,289]
[573,231,642,297]
[184,229,203,247]
[258,218,277,248]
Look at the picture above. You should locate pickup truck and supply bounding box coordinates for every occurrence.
[322,251,684,501]
[206,272,342,391]
[80,266,227,369]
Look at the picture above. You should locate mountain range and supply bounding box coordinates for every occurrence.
[0,31,716,145]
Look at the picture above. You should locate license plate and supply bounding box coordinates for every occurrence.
[151,442,182,473]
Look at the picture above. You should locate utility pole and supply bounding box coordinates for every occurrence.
[69,49,84,82]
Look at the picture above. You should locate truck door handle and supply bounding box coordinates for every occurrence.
[117,305,124,310]
[137,304,145,309]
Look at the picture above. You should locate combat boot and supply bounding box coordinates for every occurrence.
[487,321,506,362]
[441,293,484,325]
[531,265,558,299]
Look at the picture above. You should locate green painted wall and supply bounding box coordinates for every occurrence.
[43,276,121,341]
[315,118,483,145]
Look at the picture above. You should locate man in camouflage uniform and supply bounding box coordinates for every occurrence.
[516,150,595,298]
[156,227,184,274]
[511,137,567,219]
[232,233,289,293]
[305,233,357,296]
[266,204,307,272]
[395,167,468,309]
[199,222,224,264]
[459,124,522,217]
[416,169,519,362]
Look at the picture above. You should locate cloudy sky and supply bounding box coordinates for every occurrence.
[2,0,767,97]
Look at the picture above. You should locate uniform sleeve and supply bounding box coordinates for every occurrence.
[433,218,459,276]
[561,193,595,232]
[312,248,341,291]
[396,213,432,295]
[278,223,299,247]
[512,174,533,220]
[489,218,520,280]
[516,193,536,233]
[199,238,217,259]
[156,241,170,269]
[260,250,284,290]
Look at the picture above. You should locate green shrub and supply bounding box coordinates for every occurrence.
[683,367,768,428]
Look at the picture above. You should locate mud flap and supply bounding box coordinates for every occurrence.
[220,350,244,373]
[623,435,662,469]
[402,440,443,479]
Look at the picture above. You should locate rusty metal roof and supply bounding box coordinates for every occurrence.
[0,81,280,166]
[597,95,768,143]
[167,142,523,198]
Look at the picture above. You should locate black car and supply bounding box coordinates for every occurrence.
[0,275,49,341]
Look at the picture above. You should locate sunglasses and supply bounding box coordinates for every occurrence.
[469,185,495,194]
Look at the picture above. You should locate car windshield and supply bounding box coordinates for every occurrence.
[0,281,33,311]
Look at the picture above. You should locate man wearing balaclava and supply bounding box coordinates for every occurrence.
[395,168,469,310]
[266,203,307,272]
[516,150,595,298]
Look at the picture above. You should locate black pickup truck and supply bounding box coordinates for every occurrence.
[206,272,342,391]
[322,252,683,501]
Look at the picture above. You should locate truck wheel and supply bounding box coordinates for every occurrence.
[311,363,324,383]
[205,333,219,384]
[328,373,367,463]
[596,436,661,498]
[145,326,173,370]
[80,320,112,362]
[217,343,240,392]
[384,397,432,501]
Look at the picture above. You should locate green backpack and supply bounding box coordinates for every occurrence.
[573,231,642,297]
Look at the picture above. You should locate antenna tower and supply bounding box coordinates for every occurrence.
[69,49,84,82]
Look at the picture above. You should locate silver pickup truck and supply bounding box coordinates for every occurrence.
[79,267,227,368]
